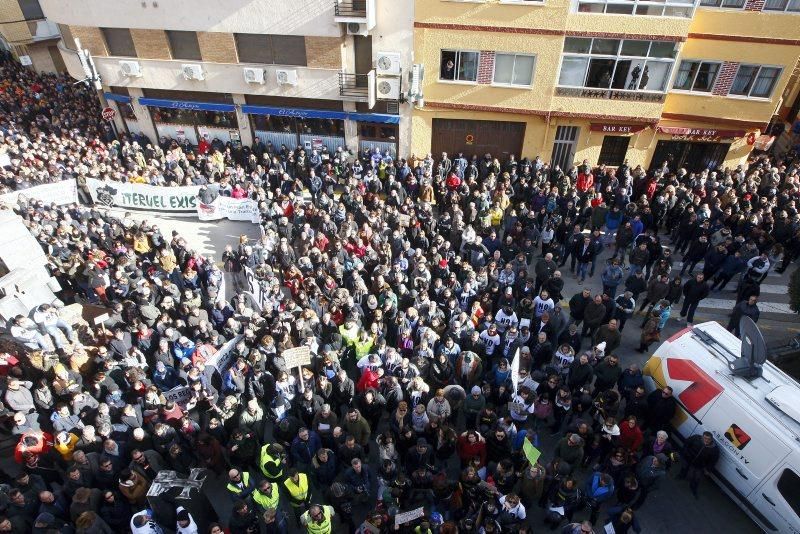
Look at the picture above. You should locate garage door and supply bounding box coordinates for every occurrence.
[431,119,525,161]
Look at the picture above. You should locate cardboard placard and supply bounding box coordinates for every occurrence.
[394,506,425,526]
[523,438,542,466]
[283,346,311,368]
[93,313,110,325]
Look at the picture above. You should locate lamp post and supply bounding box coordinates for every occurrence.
[74,38,118,139]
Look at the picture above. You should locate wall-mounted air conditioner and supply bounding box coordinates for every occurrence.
[243,67,265,84]
[181,64,204,81]
[120,60,142,77]
[276,69,298,86]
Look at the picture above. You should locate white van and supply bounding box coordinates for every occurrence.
[643,321,800,534]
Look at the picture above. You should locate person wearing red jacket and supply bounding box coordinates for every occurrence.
[456,430,487,468]
[14,430,54,464]
[618,415,644,454]
[576,172,594,193]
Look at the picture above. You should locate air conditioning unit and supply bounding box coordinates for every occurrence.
[276,69,298,86]
[119,60,142,77]
[376,76,401,100]
[375,52,401,76]
[181,64,204,81]
[347,22,369,36]
[243,67,265,84]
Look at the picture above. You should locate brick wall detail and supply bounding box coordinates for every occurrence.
[712,61,740,96]
[305,37,342,69]
[744,0,765,11]
[131,29,171,60]
[477,51,495,85]
[69,26,107,56]
[197,32,238,63]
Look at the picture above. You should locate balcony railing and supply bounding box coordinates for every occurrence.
[334,0,368,17]
[555,87,666,103]
[339,72,369,100]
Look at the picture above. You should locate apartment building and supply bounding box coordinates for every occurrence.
[413,0,800,172]
[0,0,63,72]
[39,0,414,156]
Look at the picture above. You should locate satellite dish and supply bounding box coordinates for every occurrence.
[740,316,768,365]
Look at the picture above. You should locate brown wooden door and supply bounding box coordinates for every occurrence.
[431,119,525,161]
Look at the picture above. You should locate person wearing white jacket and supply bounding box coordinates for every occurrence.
[175,506,199,534]
[32,303,77,350]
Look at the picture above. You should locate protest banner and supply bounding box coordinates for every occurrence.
[197,195,260,223]
[163,385,193,406]
[85,178,200,212]
[283,346,312,392]
[207,335,242,375]
[394,507,425,526]
[0,180,78,206]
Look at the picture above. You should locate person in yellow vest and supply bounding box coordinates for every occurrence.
[259,443,285,481]
[225,468,256,502]
[300,504,335,534]
[283,468,311,526]
[251,479,280,513]
[53,431,79,462]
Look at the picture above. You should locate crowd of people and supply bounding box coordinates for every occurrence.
[1,52,799,534]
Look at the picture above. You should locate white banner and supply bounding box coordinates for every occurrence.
[163,385,193,406]
[207,335,242,375]
[85,178,200,212]
[0,180,78,206]
[244,266,268,311]
[197,196,260,223]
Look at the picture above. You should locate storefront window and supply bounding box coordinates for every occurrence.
[118,103,137,121]
[299,118,343,137]
[150,107,237,128]
[360,123,398,141]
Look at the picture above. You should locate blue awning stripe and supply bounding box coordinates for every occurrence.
[138,98,235,113]
[242,105,400,125]
[103,92,131,104]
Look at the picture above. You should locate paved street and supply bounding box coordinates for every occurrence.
[99,209,795,532]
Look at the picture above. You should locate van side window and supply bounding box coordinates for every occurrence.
[777,469,800,516]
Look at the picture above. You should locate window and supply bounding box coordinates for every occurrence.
[166,31,202,61]
[699,0,745,7]
[577,0,695,17]
[763,0,800,11]
[234,34,307,66]
[101,28,137,58]
[598,136,630,166]
[440,50,479,82]
[777,469,800,517]
[672,60,720,92]
[493,53,535,86]
[730,65,782,98]
[558,38,676,92]
[17,0,44,20]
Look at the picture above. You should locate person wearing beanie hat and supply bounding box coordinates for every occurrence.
[464,385,486,431]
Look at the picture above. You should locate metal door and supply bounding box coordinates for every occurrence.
[551,126,580,171]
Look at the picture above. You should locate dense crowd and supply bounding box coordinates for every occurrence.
[1,52,800,534]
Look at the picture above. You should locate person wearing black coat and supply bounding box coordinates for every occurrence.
[680,236,710,276]
[645,386,677,432]
[678,431,720,497]
[568,288,592,326]
[680,273,710,324]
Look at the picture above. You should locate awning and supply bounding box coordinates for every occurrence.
[138,98,235,113]
[242,105,401,125]
[656,126,746,139]
[103,92,132,104]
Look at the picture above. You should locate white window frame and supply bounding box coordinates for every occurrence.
[439,49,481,84]
[728,64,783,99]
[556,38,677,93]
[575,0,698,17]
[697,0,746,9]
[670,60,722,94]
[492,53,536,87]
[762,0,800,12]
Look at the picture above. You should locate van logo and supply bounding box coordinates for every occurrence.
[724,424,751,450]
[666,359,723,414]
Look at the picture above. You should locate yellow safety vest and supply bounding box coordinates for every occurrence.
[302,505,334,534]
[283,473,309,506]
[226,471,250,495]
[252,483,280,510]
[259,445,283,480]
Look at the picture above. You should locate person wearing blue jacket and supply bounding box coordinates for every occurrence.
[584,470,615,524]
[290,427,322,468]
[601,259,625,298]
[710,251,746,291]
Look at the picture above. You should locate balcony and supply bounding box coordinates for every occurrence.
[338,72,369,100]
[555,87,666,103]
[333,0,376,28]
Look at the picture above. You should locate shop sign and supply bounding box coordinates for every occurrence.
[169,101,202,110]
[657,127,746,142]
[465,134,475,144]
[85,178,200,212]
[589,123,647,134]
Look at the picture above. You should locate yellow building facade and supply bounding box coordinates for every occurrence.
[412,0,800,172]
